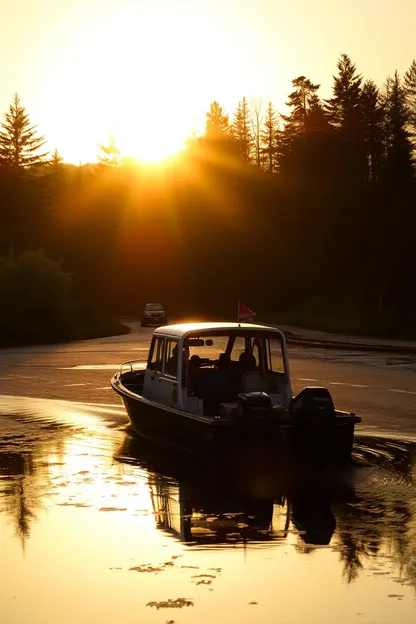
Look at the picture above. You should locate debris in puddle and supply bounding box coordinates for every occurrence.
[388,594,405,598]
[180,565,199,569]
[191,574,216,579]
[195,580,212,585]
[114,480,138,486]
[249,601,258,605]
[129,564,165,573]
[146,598,194,609]
[98,507,127,512]
[129,560,177,574]
[58,502,91,508]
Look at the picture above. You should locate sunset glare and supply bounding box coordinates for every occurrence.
[1,0,416,163]
[28,1,266,164]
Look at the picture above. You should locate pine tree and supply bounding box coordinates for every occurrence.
[360,80,385,183]
[0,93,48,168]
[185,121,200,149]
[261,101,280,172]
[304,94,330,135]
[280,76,324,169]
[378,72,415,308]
[204,101,230,139]
[279,77,334,190]
[250,99,263,167]
[325,55,367,183]
[97,134,121,167]
[404,59,416,148]
[382,71,414,180]
[325,54,363,132]
[50,148,64,167]
[232,97,253,161]
[281,76,321,138]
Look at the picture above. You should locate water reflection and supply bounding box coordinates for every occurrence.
[0,451,37,549]
[144,467,344,549]
[0,401,124,552]
[1,401,416,623]
[116,433,416,587]
[149,476,292,545]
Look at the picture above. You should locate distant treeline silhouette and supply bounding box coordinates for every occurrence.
[1,54,415,341]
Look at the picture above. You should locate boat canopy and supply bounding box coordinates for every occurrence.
[153,322,286,341]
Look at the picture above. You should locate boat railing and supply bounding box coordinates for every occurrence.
[120,360,146,376]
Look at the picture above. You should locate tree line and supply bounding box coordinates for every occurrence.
[1,54,415,341]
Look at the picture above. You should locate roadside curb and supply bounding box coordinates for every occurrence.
[283,334,416,355]
[122,317,416,356]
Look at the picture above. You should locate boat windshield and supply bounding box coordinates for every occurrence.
[185,332,285,373]
[188,336,229,365]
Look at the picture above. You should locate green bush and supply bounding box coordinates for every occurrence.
[0,249,129,345]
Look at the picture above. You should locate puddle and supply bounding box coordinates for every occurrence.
[0,396,416,623]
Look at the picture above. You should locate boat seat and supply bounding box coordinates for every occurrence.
[242,371,280,394]
[194,369,239,402]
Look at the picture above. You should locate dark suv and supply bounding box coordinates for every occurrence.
[140,303,168,327]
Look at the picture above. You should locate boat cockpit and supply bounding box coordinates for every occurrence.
[143,326,292,416]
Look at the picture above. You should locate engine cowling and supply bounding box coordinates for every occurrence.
[237,391,273,419]
[290,387,335,426]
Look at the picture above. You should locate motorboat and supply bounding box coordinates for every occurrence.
[111,322,361,459]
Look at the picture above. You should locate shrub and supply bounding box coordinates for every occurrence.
[0,249,130,345]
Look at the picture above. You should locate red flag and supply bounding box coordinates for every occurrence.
[238,301,256,322]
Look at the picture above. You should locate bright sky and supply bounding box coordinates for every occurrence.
[1,0,415,163]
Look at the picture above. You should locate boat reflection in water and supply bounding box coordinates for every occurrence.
[148,478,338,548]
[116,434,348,549]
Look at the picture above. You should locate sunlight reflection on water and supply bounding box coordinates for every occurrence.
[0,396,416,623]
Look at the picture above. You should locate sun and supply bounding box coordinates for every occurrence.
[42,4,263,164]
[115,113,188,163]
[104,11,207,163]
[124,137,186,164]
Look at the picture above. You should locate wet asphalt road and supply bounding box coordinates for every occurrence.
[0,321,415,437]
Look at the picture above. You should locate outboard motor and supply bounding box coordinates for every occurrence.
[290,387,335,456]
[290,387,335,423]
[237,392,273,421]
